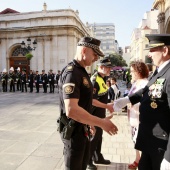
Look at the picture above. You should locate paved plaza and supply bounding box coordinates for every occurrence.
[0,82,136,170]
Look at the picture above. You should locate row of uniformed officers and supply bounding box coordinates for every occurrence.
[0,67,61,93]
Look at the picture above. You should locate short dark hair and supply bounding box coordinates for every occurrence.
[106,80,111,87]
[111,77,117,82]
[130,61,149,78]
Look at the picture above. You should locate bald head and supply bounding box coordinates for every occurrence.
[74,46,98,67]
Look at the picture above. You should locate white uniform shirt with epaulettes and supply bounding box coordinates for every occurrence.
[59,59,93,114]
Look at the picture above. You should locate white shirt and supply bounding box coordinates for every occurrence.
[111,84,119,100]
[158,59,170,72]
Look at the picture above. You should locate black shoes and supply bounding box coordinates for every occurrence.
[87,163,97,170]
[94,159,111,165]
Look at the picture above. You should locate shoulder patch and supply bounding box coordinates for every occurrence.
[63,83,75,94]
[83,77,90,88]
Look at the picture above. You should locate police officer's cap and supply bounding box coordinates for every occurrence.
[49,69,53,71]
[145,34,170,49]
[77,37,104,57]
[97,57,113,68]
[42,70,45,72]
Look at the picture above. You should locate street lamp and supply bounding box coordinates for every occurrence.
[21,37,37,51]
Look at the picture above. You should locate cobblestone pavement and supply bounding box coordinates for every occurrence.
[0,80,137,170]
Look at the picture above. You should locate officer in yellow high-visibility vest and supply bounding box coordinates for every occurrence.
[87,57,115,170]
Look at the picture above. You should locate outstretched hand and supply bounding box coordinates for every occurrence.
[106,103,114,113]
[101,114,118,135]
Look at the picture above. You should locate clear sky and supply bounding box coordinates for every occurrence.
[0,0,154,48]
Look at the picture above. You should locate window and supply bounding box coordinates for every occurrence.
[12,47,28,56]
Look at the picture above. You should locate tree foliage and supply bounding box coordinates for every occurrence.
[109,53,127,67]
[25,53,33,60]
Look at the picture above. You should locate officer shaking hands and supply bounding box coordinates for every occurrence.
[58,36,118,170]
[87,58,114,170]
[114,34,170,170]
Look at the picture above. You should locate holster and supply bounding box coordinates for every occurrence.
[57,114,77,140]
[57,115,69,133]
[62,120,76,140]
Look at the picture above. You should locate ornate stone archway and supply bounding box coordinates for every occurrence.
[10,46,30,75]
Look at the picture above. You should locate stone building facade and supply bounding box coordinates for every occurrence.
[0,6,91,74]
[153,0,170,34]
[88,23,117,56]
[130,9,158,62]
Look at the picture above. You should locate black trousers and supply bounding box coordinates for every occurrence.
[138,149,164,170]
[36,83,39,92]
[10,80,15,92]
[61,129,90,170]
[89,126,103,162]
[49,82,54,93]
[43,83,47,93]
[89,109,105,163]
[2,81,7,92]
[29,82,33,92]
[21,82,27,92]
[17,79,21,90]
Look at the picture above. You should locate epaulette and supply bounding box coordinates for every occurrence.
[90,73,97,82]
[65,64,74,72]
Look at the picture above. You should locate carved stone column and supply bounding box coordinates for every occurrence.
[157,12,165,33]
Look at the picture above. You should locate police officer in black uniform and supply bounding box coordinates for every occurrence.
[1,68,8,92]
[87,58,113,170]
[58,37,118,170]
[21,70,27,92]
[48,69,55,93]
[34,71,40,93]
[16,67,21,91]
[8,67,16,92]
[41,70,48,93]
[114,34,170,170]
[28,70,34,93]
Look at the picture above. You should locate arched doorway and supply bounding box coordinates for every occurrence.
[10,47,30,75]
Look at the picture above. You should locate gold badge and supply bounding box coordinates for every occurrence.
[83,77,89,87]
[150,101,158,109]
[63,83,75,94]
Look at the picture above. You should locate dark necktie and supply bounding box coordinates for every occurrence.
[149,68,158,80]
[152,68,158,77]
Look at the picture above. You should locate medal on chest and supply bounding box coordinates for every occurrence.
[150,101,158,109]
[148,78,165,109]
